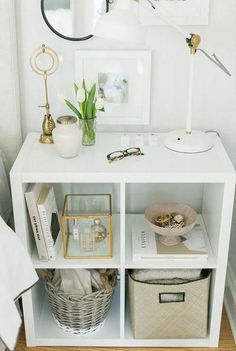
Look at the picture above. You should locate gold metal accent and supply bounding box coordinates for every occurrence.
[186,34,201,55]
[57,116,78,125]
[39,114,56,144]
[30,44,59,144]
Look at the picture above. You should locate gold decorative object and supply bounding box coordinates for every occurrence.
[186,33,201,55]
[30,44,59,144]
[62,194,113,259]
[91,218,107,242]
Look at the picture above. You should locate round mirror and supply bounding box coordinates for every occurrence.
[41,0,111,41]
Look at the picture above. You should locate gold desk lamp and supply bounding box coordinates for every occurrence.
[30,44,59,144]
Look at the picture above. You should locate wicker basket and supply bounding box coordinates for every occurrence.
[44,270,117,334]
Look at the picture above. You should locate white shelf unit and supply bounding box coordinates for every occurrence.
[10,132,235,347]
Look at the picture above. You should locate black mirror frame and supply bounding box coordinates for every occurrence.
[41,0,111,41]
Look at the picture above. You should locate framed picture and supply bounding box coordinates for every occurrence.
[75,50,152,125]
[138,0,210,26]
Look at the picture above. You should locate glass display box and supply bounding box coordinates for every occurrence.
[62,194,112,259]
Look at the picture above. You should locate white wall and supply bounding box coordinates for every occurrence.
[0,0,22,165]
[16,0,236,257]
[16,0,236,293]
[16,1,236,160]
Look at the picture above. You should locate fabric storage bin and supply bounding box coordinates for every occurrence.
[43,269,117,334]
[128,270,211,339]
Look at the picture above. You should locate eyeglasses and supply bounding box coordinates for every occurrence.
[107,147,144,163]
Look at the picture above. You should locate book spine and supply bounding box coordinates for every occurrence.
[37,204,56,261]
[25,192,49,261]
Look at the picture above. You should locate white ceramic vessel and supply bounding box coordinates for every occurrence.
[53,116,82,158]
[145,202,198,246]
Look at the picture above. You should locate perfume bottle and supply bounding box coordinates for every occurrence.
[80,227,95,252]
[91,218,107,242]
[72,219,80,240]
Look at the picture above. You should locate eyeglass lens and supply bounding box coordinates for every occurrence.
[126,148,142,155]
[109,151,124,161]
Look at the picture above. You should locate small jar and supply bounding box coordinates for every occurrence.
[91,218,107,242]
[52,116,82,158]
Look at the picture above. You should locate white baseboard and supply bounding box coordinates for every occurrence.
[224,262,236,343]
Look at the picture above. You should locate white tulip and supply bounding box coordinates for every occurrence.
[77,88,86,103]
[95,97,104,110]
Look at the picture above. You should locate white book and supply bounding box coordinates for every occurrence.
[37,185,61,261]
[132,220,209,261]
[132,226,157,259]
[25,183,49,261]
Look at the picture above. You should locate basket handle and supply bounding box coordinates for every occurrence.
[159,292,185,304]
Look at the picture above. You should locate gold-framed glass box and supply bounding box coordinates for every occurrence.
[62,194,112,259]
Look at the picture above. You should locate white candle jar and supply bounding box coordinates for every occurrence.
[53,116,82,158]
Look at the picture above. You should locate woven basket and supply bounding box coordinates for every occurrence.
[44,270,117,334]
[129,270,211,339]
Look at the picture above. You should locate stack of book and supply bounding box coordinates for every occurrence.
[132,219,210,262]
[25,183,61,261]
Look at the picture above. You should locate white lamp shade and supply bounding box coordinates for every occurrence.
[92,1,145,44]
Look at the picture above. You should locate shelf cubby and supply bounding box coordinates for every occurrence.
[32,214,120,269]
[29,279,121,347]
[125,214,216,269]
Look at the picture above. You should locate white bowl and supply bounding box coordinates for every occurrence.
[145,202,197,246]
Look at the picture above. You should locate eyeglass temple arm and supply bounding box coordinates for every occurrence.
[133,0,231,76]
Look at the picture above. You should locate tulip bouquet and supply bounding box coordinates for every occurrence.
[64,80,105,146]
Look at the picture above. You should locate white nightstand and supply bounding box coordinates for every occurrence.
[10,132,235,347]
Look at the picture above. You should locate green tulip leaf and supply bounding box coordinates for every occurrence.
[92,105,97,118]
[85,84,96,118]
[65,99,81,119]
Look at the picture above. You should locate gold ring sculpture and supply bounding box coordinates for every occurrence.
[30,44,59,144]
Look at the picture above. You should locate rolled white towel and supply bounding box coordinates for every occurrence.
[59,269,92,296]
[91,270,104,291]
[131,269,202,282]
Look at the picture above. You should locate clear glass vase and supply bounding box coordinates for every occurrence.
[79,117,96,146]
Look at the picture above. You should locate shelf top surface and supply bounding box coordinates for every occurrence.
[11,132,235,182]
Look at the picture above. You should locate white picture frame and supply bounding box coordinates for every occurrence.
[75,50,152,125]
[139,0,210,26]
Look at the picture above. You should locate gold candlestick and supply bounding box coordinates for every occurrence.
[30,44,59,144]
